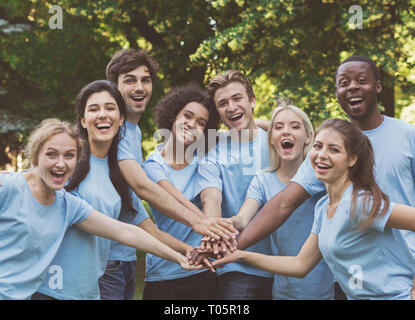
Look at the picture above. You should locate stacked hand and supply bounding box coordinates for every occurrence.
[187,223,240,272]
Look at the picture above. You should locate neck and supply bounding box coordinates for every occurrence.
[276,156,304,185]
[325,174,352,205]
[127,112,141,125]
[351,108,384,131]
[161,136,192,169]
[23,170,55,205]
[89,138,111,159]
[229,124,259,142]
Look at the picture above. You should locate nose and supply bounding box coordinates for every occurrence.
[347,79,359,92]
[56,155,66,168]
[226,100,238,113]
[97,107,108,119]
[134,80,144,92]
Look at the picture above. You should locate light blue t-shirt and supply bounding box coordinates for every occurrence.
[292,116,415,253]
[0,172,92,300]
[38,155,122,299]
[247,170,334,300]
[312,184,415,300]
[196,129,273,278]
[108,121,150,261]
[143,150,205,281]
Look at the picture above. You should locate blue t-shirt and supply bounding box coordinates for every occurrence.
[108,121,150,261]
[143,150,205,281]
[312,184,415,300]
[0,172,92,300]
[247,170,334,300]
[38,155,122,299]
[196,129,273,278]
[292,116,415,253]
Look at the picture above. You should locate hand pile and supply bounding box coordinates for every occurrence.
[187,218,239,272]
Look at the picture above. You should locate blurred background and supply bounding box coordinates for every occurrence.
[1,0,414,299]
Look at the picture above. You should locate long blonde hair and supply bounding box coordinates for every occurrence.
[267,98,314,172]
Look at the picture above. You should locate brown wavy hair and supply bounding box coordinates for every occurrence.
[154,83,220,153]
[316,118,389,230]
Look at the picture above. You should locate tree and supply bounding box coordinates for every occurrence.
[1,0,414,169]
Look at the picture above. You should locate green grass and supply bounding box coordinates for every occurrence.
[134,250,146,300]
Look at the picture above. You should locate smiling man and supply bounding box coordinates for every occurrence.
[195,70,274,300]
[236,56,415,299]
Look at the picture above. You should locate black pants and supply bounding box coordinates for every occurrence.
[143,271,217,300]
[334,282,347,300]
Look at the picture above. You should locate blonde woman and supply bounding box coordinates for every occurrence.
[0,118,201,300]
[230,99,334,299]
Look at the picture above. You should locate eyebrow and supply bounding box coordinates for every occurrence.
[45,147,76,153]
[87,102,116,107]
[314,140,342,147]
[184,109,208,122]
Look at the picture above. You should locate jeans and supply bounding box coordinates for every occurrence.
[218,271,273,300]
[31,292,58,300]
[98,260,136,300]
[143,271,217,300]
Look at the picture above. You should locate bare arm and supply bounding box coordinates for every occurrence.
[213,233,322,278]
[231,198,261,232]
[119,159,235,240]
[158,179,205,218]
[385,203,415,232]
[139,218,215,272]
[254,118,270,132]
[200,187,223,218]
[237,181,310,250]
[76,210,200,270]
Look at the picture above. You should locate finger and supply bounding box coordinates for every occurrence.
[203,258,216,273]
[212,241,219,255]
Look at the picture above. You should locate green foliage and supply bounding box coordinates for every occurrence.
[0,1,414,168]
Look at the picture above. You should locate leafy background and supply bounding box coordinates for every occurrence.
[1,0,415,299]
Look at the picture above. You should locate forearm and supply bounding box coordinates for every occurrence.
[237,182,309,250]
[158,180,205,218]
[141,220,191,255]
[201,188,222,218]
[238,250,307,278]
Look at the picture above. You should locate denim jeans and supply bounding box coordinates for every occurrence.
[98,260,136,300]
[143,271,217,300]
[218,271,273,300]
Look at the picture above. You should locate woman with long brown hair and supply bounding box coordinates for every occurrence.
[213,118,415,300]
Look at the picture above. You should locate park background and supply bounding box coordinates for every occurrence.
[1,0,414,299]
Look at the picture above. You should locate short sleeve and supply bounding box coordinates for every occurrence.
[245,173,266,207]
[64,191,94,226]
[143,157,167,184]
[311,197,326,235]
[117,130,136,162]
[291,153,325,196]
[354,192,396,232]
[195,151,223,196]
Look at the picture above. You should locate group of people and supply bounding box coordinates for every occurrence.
[1,49,415,300]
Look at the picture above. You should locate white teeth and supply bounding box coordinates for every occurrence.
[183,129,193,137]
[230,114,242,120]
[132,96,145,101]
[317,164,330,169]
[349,97,363,102]
[52,171,65,176]
[96,123,111,129]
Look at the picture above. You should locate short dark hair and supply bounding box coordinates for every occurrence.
[106,49,159,85]
[337,55,380,81]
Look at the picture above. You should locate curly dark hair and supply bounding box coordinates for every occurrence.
[154,83,220,150]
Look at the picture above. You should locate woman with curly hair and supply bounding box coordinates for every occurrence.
[142,83,224,300]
